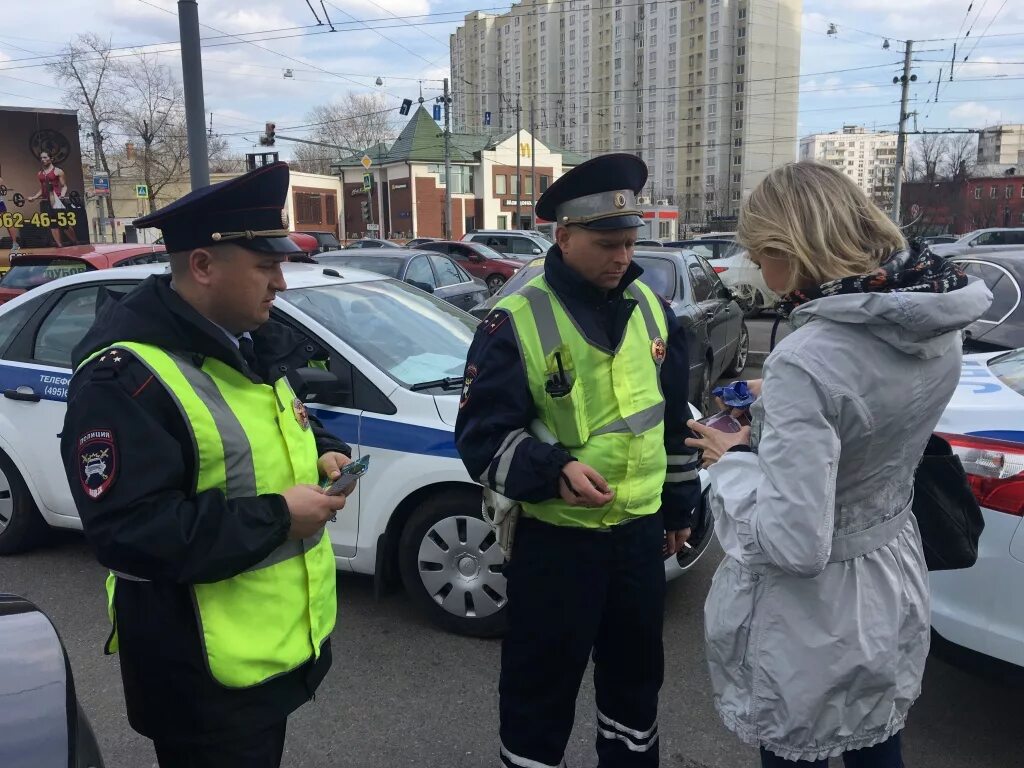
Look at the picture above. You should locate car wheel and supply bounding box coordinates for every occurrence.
[0,450,49,555]
[486,275,506,295]
[724,322,749,377]
[697,362,714,417]
[398,488,508,637]
[733,284,761,319]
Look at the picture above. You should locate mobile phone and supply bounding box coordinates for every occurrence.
[322,455,370,496]
[696,412,743,434]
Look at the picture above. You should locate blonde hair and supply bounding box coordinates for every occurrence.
[737,161,906,293]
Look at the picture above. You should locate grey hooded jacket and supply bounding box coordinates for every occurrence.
[704,276,992,761]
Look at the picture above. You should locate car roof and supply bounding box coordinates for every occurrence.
[13,244,165,264]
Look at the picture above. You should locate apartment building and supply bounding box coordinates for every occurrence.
[977,124,1024,167]
[798,125,901,208]
[450,0,801,226]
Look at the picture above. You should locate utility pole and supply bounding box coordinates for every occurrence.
[91,124,106,243]
[530,98,536,218]
[178,0,209,189]
[892,39,915,224]
[515,92,522,228]
[443,77,453,239]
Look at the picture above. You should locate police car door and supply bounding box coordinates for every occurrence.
[0,284,132,518]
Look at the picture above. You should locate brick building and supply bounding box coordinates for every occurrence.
[901,172,1024,236]
[335,106,583,240]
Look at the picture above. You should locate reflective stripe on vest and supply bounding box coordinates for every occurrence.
[82,342,337,688]
[495,277,668,529]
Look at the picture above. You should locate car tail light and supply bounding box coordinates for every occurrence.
[713,266,728,273]
[937,432,1024,517]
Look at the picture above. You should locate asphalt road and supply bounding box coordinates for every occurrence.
[0,526,1020,768]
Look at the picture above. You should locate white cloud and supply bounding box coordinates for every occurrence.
[949,101,1006,128]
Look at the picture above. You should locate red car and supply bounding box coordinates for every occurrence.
[0,244,168,305]
[416,240,523,294]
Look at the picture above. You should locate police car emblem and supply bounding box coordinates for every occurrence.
[292,397,311,430]
[651,337,667,364]
[77,429,117,500]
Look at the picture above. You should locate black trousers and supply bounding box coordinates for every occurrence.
[499,513,666,768]
[153,720,287,768]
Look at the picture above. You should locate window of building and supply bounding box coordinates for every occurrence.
[736,64,745,75]
[1007,186,1015,199]
[711,12,719,24]
[710,30,719,43]
[735,82,744,93]
[734,137,742,147]
[669,6,678,18]
[733,173,741,183]
[615,9,622,20]
[738,26,746,38]
[991,186,998,199]
[737,45,746,56]
[710,48,718,61]
[735,100,743,111]
[651,35,657,46]
[495,174,507,194]
[734,154,742,166]
[295,192,323,225]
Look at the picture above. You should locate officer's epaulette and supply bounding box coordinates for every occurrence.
[482,309,510,335]
[87,348,138,381]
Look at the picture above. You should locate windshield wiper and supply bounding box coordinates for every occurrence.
[410,376,465,392]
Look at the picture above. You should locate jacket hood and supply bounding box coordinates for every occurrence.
[790,276,993,359]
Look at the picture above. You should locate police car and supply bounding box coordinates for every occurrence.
[0,263,714,637]
[932,349,1024,668]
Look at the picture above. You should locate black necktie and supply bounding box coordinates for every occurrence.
[238,336,258,371]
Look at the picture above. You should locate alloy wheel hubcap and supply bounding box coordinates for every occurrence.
[0,468,13,534]
[417,515,507,619]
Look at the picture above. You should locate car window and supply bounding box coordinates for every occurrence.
[483,235,508,251]
[406,256,436,289]
[684,243,716,261]
[421,242,450,255]
[0,258,92,290]
[455,263,473,283]
[466,242,504,261]
[697,256,727,294]
[687,262,715,302]
[975,232,1001,246]
[446,245,470,261]
[284,281,476,389]
[119,251,168,267]
[32,286,132,368]
[0,294,46,356]
[1006,231,1024,246]
[430,255,466,287]
[633,256,677,301]
[319,255,403,278]
[959,262,1020,322]
[509,236,541,255]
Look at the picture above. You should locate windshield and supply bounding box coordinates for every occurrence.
[0,259,91,289]
[988,351,1024,394]
[284,279,476,389]
[488,255,674,303]
[466,242,506,261]
[317,255,404,278]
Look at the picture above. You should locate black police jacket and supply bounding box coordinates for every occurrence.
[59,274,350,744]
[455,247,702,531]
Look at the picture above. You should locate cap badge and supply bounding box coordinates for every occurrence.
[651,337,667,364]
[614,192,626,209]
[280,208,290,228]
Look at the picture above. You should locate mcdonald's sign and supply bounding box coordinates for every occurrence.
[519,142,531,158]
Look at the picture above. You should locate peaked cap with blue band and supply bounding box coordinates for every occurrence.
[134,161,300,254]
[536,153,648,230]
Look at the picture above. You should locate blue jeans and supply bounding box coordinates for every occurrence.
[760,732,904,768]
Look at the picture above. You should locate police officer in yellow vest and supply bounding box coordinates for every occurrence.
[456,154,702,768]
[60,162,352,768]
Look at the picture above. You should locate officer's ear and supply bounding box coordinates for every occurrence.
[556,224,574,251]
[177,247,216,286]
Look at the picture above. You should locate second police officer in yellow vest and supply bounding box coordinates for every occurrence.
[456,154,702,768]
[60,162,353,768]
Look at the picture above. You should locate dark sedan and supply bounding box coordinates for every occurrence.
[298,231,342,252]
[317,250,490,313]
[471,248,748,413]
[953,250,1024,350]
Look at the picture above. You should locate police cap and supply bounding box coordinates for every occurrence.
[134,161,300,254]
[536,153,648,231]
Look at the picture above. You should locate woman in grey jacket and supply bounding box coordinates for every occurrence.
[687,162,992,767]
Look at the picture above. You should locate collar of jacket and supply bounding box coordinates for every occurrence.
[543,245,644,306]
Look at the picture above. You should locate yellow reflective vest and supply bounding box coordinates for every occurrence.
[495,276,668,528]
[82,342,336,689]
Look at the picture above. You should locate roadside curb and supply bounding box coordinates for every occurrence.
[749,351,769,366]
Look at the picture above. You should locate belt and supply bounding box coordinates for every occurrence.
[828,495,913,563]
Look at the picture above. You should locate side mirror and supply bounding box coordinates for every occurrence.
[531,247,543,255]
[407,279,435,294]
[718,284,734,300]
[292,366,351,404]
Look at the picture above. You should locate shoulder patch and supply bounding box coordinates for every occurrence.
[77,429,118,500]
[482,310,510,336]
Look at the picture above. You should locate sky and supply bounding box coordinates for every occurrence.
[0,0,1022,161]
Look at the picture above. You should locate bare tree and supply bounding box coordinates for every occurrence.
[207,135,247,175]
[47,33,118,220]
[291,93,398,174]
[913,135,950,182]
[943,133,977,180]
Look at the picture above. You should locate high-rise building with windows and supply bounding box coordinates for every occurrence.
[799,126,901,209]
[450,0,801,225]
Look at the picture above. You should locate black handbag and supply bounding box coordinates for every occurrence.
[912,434,985,571]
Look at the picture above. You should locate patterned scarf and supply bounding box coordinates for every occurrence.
[775,247,968,320]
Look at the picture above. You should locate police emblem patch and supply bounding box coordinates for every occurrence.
[460,364,478,409]
[77,429,117,500]
[292,397,311,430]
[651,337,667,364]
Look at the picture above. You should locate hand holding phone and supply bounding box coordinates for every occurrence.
[322,455,370,496]
[696,412,743,433]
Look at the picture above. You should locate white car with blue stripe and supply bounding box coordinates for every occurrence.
[931,350,1024,668]
[0,263,714,636]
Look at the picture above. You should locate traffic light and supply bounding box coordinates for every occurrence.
[360,199,371,222]
[260,122,276,146]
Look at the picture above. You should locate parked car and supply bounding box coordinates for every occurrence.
[344,238,402,249]
[930,350,1024,670]
[662,238,740,260]
[931,228,1024,259]
[462,229,553,259]
[288,232,320,263]
[709,247,780,318]
[953,251,1024,350]
[415,240,523,294]
[635,239,664,247]
[0,244,168,305]
[0,263,715,637]
[405,237,439,248]
[317,250,490,312]
[298,231,342,253]
[0,593,106,767]
[922,235,959,246]
[471,248,749,413]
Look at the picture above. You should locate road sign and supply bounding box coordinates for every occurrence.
[361,155,372,169]
[366,224,380,231]
[93,173,110,196]
[432,104,442,121]
[135,184,149,199]
[362,173,373,191]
